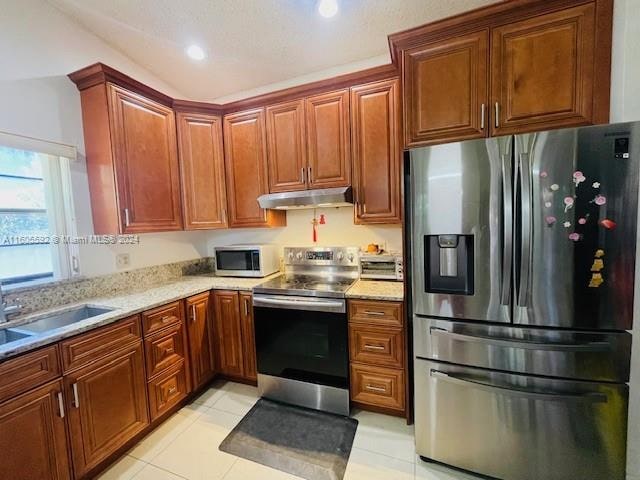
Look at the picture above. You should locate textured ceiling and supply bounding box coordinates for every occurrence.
[49,0,500,102]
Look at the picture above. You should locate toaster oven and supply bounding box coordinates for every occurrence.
[359,253,403,281]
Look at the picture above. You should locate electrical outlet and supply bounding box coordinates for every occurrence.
[116,253,130,269]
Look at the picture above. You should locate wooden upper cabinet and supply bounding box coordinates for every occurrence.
[213,291,245,379]
[185,292,216,390]
[108,84,183,232]
[266,100,307,192]
[403,30,489,147]
[223,109,286,228]
[491,3,598,135]
[351,79,402,224]
[176,112,228,229]
[305,89,351,188]
[0,380,71,480]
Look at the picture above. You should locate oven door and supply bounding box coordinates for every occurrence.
[214,249,260,276]
[253,294,349,390]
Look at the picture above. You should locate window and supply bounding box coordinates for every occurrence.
[0,134,79,287]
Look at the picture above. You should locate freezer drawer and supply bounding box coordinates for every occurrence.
[415,358,628,480]
[414,316,632,382]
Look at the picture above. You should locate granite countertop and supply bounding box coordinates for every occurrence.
[345,279,404,301]
[0,274,404,361]
[0,273,281,361]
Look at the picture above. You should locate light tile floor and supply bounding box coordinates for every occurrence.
[97,379,479,480]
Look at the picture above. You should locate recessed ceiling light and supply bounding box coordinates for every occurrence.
[317,0,338,18]
[186,44,206,61]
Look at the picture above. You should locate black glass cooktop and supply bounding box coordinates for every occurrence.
[253,274,356,298]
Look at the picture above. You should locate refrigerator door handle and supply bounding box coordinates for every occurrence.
[517,152,533,307]
[430,327,612,352]
[430,370,608,403]
[500,153,513,305]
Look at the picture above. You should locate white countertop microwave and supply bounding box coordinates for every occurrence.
[213,244,280,277]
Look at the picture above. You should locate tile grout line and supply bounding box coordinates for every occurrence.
[132,461,191,480]
[349,446,417,466]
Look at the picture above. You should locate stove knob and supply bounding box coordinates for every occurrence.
[347,253,354,262]
[337,252,344,261]
[296,252,303,261]
[287,252,294,261]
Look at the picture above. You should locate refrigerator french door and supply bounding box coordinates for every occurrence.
[410,122,639,480]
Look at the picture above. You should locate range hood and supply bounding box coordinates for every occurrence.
[257,186,353,210]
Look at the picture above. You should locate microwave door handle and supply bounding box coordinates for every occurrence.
[500,152,513,306]
[518,152,533,307]
[430,370,608,404]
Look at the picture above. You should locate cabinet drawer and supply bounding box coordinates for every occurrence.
[61,315,141,373]
[349,300,403,327]
[349,325,404,368]
[142,301,183,336]
[350,364,405,411]
[0,345,61,404]
[144,322,187,379]
[148,361,189,421]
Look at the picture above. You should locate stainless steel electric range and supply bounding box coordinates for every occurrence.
[252,246,360,416]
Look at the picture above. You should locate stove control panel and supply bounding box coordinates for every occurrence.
[283,246,360,266]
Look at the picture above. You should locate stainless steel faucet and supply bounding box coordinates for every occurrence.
[0,281,22,323]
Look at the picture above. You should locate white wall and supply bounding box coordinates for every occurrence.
[205,207,402,255]
[610,1,640,479]
[0,0,209,277]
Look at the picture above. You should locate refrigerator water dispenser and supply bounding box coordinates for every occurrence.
[425,235,474,295]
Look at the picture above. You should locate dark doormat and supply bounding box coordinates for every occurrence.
[219,398,358,480]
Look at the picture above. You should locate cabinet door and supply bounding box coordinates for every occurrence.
[305,89,351,188]
[0,380,71,480]
[177,112,228,229]
[65,343,149,478]
[351,79,402,224]
[403,30,489,147]
[108,84,183,232]
[185,292,216,390]
[213,291,245,378]
[223,109,286,228]
[266,100,307,192]
[239,292,257,381]
[491,3,596,135]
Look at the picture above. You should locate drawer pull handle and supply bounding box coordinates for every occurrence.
[57,392,65,418]
[365,384,387,393]
[161,315,173,323]
[72,383,80,408]
[364,344,385,351]
[168,386,177,395]
[363,310,385,316]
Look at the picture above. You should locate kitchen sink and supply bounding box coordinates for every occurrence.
[10,305,114,335]
[0,328,33,345]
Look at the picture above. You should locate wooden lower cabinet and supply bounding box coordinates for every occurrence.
[213,290,245,378]
[0,380,71,480]
[213,290,257,383]
[185,292,217,390]
[350,363,405,412]
[239,292,257,381]
[65,343,149,478]
[147,360,190,420]
[348,299,406,416]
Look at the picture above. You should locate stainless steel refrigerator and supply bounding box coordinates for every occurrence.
[409,122,638,480]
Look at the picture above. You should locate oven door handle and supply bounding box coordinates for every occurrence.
[252,295,345,313]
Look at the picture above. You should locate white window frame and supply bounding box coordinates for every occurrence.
[0,130,80,286]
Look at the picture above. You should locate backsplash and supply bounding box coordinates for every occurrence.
[3,257,214,317]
